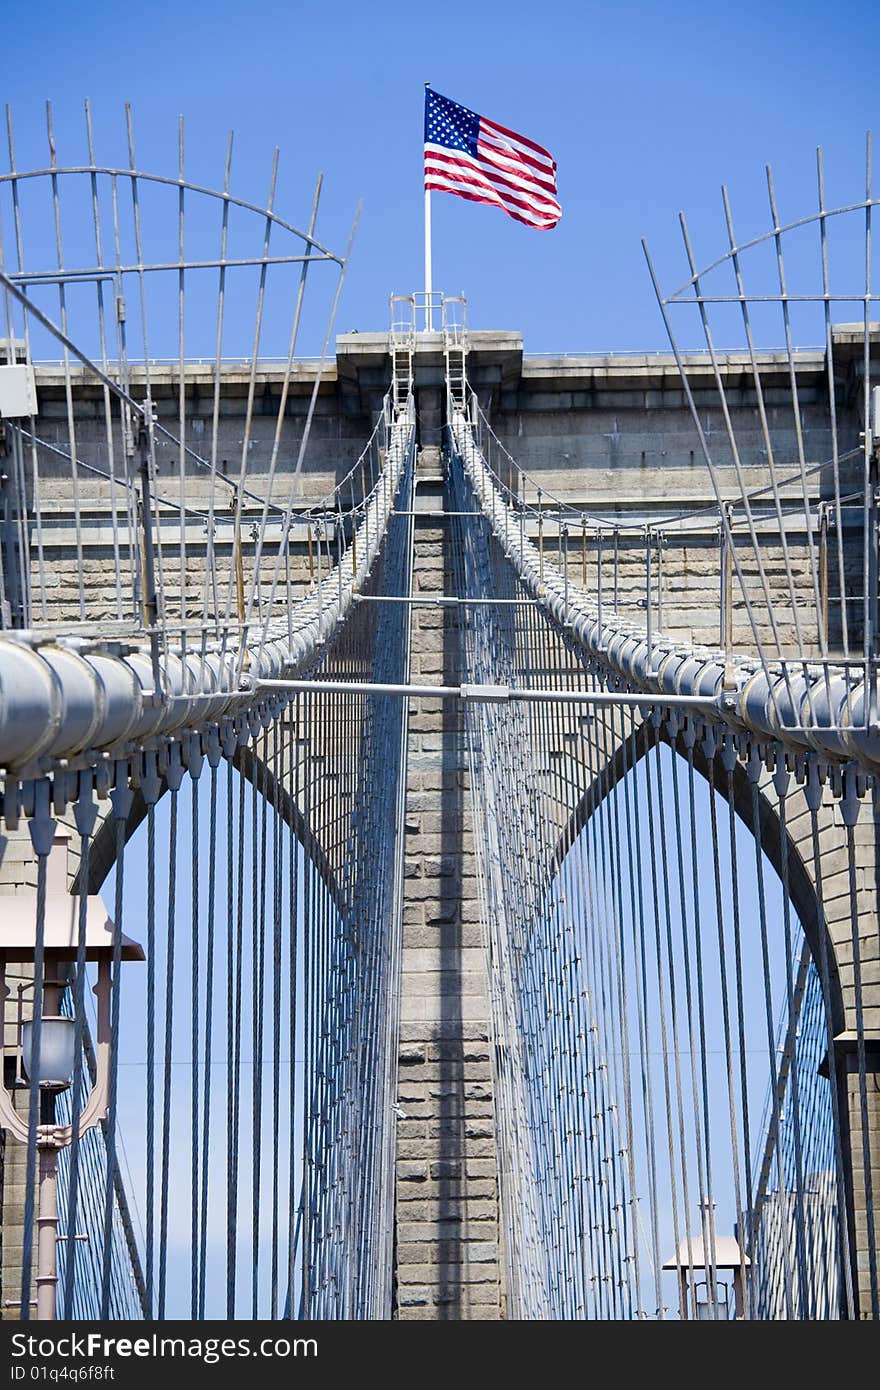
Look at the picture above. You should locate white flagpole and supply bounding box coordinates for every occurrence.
[424,188,433,331]
[424,81,433,332]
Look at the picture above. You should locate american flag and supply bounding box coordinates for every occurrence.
[424,88,561,231]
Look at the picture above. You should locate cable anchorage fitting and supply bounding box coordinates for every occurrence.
[460,683,510,702]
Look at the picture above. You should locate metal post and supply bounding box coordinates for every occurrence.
[137,399,162,697]
[722,504,733,663]
[562,523,569,612]
[0,427,18,627]
[868,387,880,726]
[32,971,63,1322]
[819,504,829,651]
[645,527,653,668]
[36,1143,59,1321]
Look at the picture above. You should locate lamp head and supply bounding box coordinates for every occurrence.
[21,1015,77,1091]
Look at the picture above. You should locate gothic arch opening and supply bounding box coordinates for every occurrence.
[512,727,848,1318]
[59,747,351,1319]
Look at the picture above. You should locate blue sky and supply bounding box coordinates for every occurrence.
[4,0,879,354]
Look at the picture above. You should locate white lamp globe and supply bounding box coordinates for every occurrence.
[21,1016,77,1090]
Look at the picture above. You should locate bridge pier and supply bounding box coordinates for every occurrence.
[393,441,505,1320]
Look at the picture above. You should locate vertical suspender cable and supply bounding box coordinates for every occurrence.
[63,783,96,1319]
[198,756,218,1319]
[190,764,200,1318]
[157,777,178,1319]
[101,774,131,1317]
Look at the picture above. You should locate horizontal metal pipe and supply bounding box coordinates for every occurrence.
[352,595,537,607]
[250,677,713,707]
[395,506,832,536]
[12,254,330,280]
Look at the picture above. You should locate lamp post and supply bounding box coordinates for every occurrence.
[0,832,144,1320]
[662,1202,751,1320]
